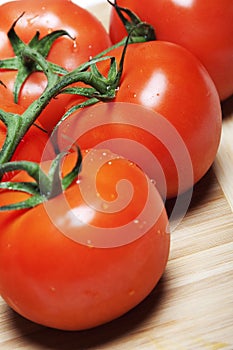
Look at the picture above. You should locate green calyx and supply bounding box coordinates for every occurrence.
[0,146,82,211]
[107,0,156,41]
[0,12,72,103]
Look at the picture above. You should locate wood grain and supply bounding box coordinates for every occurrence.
[0,2,233,349]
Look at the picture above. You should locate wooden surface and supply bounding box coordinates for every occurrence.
[1,2,233,349]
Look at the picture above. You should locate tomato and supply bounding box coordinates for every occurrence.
[0,150,170,330]
[0,88,52,181]
[62,41,222,199]
[109,0,233,101]
[0,0,112,132]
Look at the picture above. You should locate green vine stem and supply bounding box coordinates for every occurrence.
[0,4,156,210]
[0,22,155,166]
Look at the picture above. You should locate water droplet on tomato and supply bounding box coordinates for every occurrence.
[101,202,109,210]
[27,15,39,25]
[87,239,93,247]
[128,289,135,296]
[150,179,157,186]
[72,40,79,53]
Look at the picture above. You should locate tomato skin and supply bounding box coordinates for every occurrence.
[65,41,222,198]
[0,0,112,132]
[109,0,233,101]
[0,151,170,330]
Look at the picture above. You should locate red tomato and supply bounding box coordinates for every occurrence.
[0,89,52,181]
[109,0,233,101]
[62,41,222,199]
[0,0,111,132]
[0,150,170,330]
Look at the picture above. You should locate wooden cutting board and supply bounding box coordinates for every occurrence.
[0,3,233,349]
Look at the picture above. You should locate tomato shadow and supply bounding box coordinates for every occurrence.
[165,94,233,224]
[221,93,233,119]
[8,274,169,349]
[165,166,217,227]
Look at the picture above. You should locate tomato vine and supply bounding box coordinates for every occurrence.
[0,6,156,208]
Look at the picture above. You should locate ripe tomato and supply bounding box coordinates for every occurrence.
[0,0,111,132]
[0,150,170,330]
[0,89,51,181]
[109,0,233,101]
[62,41,222,199]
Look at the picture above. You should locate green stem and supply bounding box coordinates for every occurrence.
[0,6,157,210]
